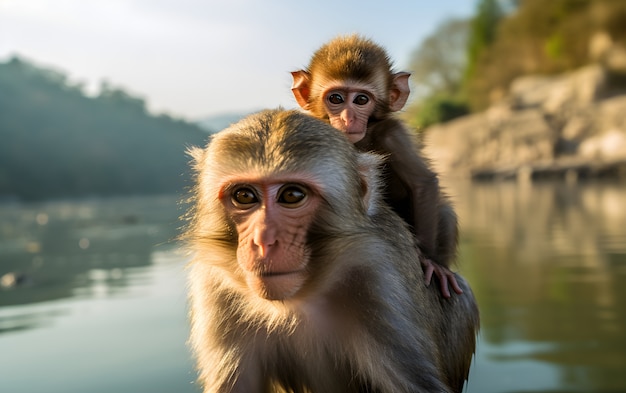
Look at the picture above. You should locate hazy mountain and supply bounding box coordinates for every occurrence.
[196,111,257,133]
[0,56,208,201]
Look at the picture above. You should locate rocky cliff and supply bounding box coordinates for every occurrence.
[424,44,626,182]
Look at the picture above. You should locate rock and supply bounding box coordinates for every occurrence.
[509,75,557,109]
[561,115,592,141]
[509,65,606,114]
[579,129,626,160]
[425,108,555,176]
[565,65,606,109]
[594,95,626,133]
[604,45,626,75]
[424,112,487,178]
[494,109,555,165]
[589,31,613,63]
[424,63,626,181]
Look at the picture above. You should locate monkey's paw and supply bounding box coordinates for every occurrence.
[421,258,463,299]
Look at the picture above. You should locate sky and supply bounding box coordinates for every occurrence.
[0,0,477,121]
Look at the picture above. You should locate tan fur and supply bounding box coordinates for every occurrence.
[183,109,478,393]
[292,36,461,299]
[294,35,393,120]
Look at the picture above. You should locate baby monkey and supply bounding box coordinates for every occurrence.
[291,34,462,297]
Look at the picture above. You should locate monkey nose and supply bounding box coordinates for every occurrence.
[253,227,277,258]
[340,108,355,125]
[256,243,274,258]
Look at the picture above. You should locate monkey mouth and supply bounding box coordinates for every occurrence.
[247,270,306,300]
[260,270,304,277]
[344,130,366,143]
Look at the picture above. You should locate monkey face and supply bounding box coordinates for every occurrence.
[220,179,320,300]
[323,87,375,143]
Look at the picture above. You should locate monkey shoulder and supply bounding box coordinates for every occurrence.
[358,118,425,172]
[357,118,410,153]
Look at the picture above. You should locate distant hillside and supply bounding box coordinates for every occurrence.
[197,111,254,133]
[0,57,209,201]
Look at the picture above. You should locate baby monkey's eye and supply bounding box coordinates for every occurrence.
[353,94,370,105]
[328,93,345,105]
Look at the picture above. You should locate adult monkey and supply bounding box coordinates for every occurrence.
[184,109,479,393]
[291,35,462,298]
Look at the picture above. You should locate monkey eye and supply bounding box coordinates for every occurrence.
[231,186,258,208]
[327,93,345,105]
[353,94,370,105]
[277,184,307,207]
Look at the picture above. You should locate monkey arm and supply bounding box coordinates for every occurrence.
[375,121,440,257]
[375,121,463,298]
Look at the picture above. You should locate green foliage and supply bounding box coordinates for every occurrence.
[464,0,504,86]
[408,95,469,129]
[0,57,208,201]
[409,18,470,98]
[464,0,626,110]
[406,18,471,128]
[544,33,564,60]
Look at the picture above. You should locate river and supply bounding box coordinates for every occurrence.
[0,181,624,392]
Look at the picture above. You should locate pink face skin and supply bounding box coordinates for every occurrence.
[220,178,320,300]
[322,88,376,143]
[291,70,411,144]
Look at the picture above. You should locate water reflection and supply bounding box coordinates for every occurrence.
[0,195,182,306]
[1,185,625,392]
[0,195,198,393]
[455,180,626,393]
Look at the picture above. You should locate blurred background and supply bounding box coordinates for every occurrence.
[1,1,625,392]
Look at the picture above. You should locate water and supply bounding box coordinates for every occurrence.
[0,195,198,393]
[0,183,625,393]
[457,180,626,393]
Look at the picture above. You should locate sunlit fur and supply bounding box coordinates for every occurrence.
[292,34,460,290]
[303,35,393,121]
[185,109,375,326]
[184,109,479,393]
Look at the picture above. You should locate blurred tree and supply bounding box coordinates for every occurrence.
[465,0,626,110]
[98,80,147,113]
[405,19,471,128]
[0,57,208,201]
[407,94,469,129]
[464,0,504,90]
[409,18,470,98]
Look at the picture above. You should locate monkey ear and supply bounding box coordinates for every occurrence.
[389,72,411,112]
[356,152,384,217]
[291,70,313,110]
